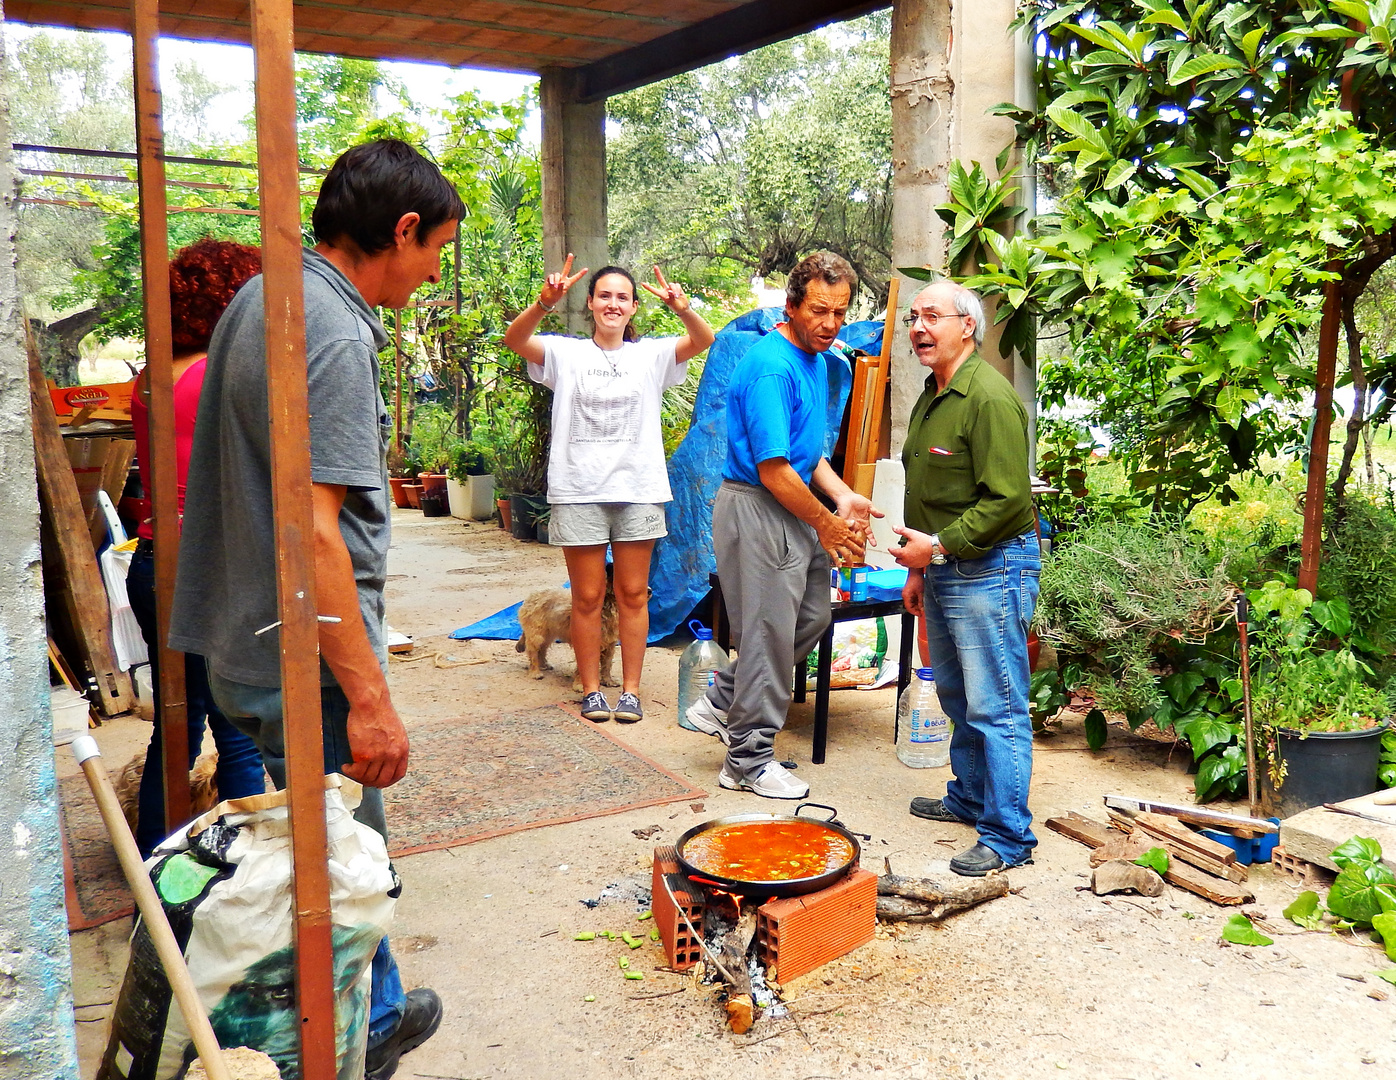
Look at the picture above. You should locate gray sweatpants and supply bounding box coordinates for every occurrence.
[706,481,832,779]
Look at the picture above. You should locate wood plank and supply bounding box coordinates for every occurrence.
[87,438,136,551]
[1103,794,1277,835]
[1110,809,1247,881]
[132,0,192,835]
[1134,812,1237,864]
[248,2,338,1077]
[1048,813,1252,904]
[1162,858,1253,906]
[28,337,133,717]
[1046,812,1114,848]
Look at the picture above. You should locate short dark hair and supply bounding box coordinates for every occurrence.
[786,251,857,309]
[311,139,466,255]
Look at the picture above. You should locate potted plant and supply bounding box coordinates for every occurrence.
[386,441,415,509]
[1249,580,1391,817]
[492,439,546,542]
[533,505,551,546]
[447,439,495,521]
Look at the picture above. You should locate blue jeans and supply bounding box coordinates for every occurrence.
[126,545,266,857]
[206,671,403,1049]
[922,531,1041,863]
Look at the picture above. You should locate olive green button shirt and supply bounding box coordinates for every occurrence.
[902,352,1034,559]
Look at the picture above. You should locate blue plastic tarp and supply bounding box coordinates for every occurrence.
[646,308,885,641]
[448,601,522,641]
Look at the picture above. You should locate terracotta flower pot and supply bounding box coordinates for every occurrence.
[497,497,511,531]
[418,472,448,496]
[389,476,412,509]
[404,483,423,510]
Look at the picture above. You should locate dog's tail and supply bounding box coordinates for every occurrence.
[515,635,525,652]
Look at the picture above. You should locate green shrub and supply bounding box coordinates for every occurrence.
[1322,493,1396,656]
[1034,517,1234,718]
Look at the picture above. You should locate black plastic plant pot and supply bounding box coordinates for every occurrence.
[508,494,537,540]
[419,491,449,517]
[1263,721,1388,818]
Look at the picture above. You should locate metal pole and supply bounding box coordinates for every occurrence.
[394,309,404,455]
[1236,594,1258,818]
[247,3,338,1078]
[131,0,190,833]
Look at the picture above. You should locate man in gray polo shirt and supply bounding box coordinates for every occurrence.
[171,139,464,1080]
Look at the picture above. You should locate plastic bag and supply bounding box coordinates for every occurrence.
[99,781,397,1080]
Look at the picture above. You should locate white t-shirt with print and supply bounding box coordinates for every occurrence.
[529,335,687,504]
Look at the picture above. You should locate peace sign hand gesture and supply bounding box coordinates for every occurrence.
[640,265,691,314]
[540,252,588,311]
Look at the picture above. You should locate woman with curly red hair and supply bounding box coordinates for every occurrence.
[128,237,266,856]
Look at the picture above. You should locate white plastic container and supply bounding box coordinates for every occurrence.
[50,687,92,746]
[896,667,951,768]
[677,620,730,731]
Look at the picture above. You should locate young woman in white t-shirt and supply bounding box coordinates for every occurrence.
[503,256,715,723]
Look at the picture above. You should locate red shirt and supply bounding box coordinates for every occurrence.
[130,358,207,540]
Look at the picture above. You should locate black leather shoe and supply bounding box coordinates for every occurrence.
[949,842,1033,877]
[909,797,974,825]
[365,987,443,1080]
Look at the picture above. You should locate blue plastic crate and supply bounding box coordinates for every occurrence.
[1199,819,1280,865]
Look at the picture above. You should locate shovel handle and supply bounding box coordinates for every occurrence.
[71,737,232,1080]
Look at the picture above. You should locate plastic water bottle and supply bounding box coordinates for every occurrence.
[677,620,731,730]
[897,667,951,768]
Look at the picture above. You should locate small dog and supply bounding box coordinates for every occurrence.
[113,750,222,838]
[516,566,619,691]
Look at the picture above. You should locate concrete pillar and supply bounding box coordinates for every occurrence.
[0,16,82,1077]
[539,69,608,334]
[889,0,1031,452]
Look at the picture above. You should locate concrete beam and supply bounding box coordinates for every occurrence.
[540,68,608,335]
[0,14,81,1076]
[889,0,1030,453]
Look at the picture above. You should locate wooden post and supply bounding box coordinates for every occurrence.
[131,0,190,833]
[27,343,134,718]
[247,2,338,1078]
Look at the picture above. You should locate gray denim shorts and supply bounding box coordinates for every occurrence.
[549,502,667,546]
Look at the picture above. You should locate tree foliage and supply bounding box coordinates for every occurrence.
[968,1,1396,514]
[607,11,892,307]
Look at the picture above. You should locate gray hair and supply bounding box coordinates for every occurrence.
[952,286,986,347]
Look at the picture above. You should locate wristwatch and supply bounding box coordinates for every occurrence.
[929,533,948,565]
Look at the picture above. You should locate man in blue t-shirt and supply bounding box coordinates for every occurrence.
[684,252,881,798]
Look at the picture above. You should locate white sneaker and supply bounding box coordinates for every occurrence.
[685,696,731,746]
[718,761,809,800]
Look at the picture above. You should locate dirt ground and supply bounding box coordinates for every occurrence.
[66,510,1396,1080]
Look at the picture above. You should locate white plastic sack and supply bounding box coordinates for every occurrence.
[100,544,148,671]
[99,780,397,1080]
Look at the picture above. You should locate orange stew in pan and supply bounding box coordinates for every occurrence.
[682,820,856,882]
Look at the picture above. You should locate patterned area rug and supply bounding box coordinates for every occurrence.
[384,704,705,856]
[59,705,704,928]
[60,772,135,931]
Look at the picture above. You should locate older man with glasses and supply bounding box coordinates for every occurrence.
[891,281,1041,876]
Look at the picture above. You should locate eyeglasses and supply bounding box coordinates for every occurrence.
[902,311,967,328]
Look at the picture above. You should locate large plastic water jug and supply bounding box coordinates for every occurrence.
[677,620,730,730]
[896,667,950,768]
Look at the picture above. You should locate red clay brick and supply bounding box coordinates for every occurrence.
[756,868,877,984]
[652,845,705,972]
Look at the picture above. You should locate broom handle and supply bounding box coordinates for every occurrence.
[71,736,233,1080]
